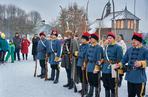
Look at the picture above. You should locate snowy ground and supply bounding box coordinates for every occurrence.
[0,51,148,97]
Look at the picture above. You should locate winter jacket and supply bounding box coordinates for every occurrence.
[86,44,104,72]
[0,38,9,51]
[121,46,148,83]
[13,36,22,49]
[21,39,30,54]
[101,44,123,74]
[117,40,127,55]
[48,39,62,65]
[37,39,48,60]
[77,43,89,67]
[32,37,40,55]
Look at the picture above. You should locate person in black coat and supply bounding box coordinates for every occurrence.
[13,32,22,61]
[32,34,40,61]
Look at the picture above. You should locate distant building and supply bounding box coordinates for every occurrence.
[34,20,52,35]
[90,5,140,46]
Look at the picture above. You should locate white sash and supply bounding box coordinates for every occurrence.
[105,45,117,78]
[41,40,46,48]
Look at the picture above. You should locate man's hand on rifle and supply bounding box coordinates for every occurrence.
[93,65,100,74]
[82,63,86,70]
[134,60,147,68]
[54,57,61,62]
[114,63,122,70]
[45,54,49,63]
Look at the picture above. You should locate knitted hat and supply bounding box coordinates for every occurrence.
[90,33,99,41]
[81,32,90,41]
[132,32,143,43]
[107,32,115,39]
[1,33,5,39]
[39,32,46,37]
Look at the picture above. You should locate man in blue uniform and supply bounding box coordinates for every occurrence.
[48,29,62,84]
[116,32,148,97]
[37,32,48,79]
[101,32,123,97]
[86,33,104,97]
[76,32,90,95]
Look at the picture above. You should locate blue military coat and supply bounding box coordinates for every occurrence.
[121,46,148,83]
[37,38,48,60]
[77,43,89,67]
[48,39,62,65]
[101,44,123,74]
[86,44,104,72]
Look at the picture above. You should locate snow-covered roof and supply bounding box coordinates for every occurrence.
[35,24,52,34]
[89,7,140,29]
[89,15,112,29]
[114,7,140,20]
[88,28,97,34]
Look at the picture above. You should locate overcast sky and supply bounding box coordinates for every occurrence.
[1,0,148,32]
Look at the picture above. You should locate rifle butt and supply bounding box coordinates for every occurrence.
[34,60,37,77]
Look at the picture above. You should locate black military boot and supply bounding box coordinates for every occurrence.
[74,84,77,93]
[37,74,42,77]
[85,84,88,95]
[40,74,45,79]
[48,69,55,81]
[53,70,60,84]
[63,79,70,87]
[86,86,94,97]
[68,79,74,89]
[95,87,100,97]
[111,93,115,97]
[105,90,110,97]
[80,83,88,95]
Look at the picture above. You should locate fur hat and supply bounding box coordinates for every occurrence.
[90,33,99,41]
[39,32,46,37]
[81,32,90,41]
[132,32,143,43]
[107,32,115,39]
[51,29,58,37]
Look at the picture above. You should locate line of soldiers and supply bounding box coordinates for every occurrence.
[36,30,148,97]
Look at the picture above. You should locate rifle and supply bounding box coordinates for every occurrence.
[73,55,78,93]
[81,60,88,97]
[97,59,104,97]
[97,72,101,97]
[115,69,119,97]
[81,70,85,97]
[45,55,49,80]
[109,61,119,97]
[34,59,37,77]
[81,69,87,97]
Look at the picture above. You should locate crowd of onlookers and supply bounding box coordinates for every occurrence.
[0,32,30,64]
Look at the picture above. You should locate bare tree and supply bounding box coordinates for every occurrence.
[28,11,42,25]
[54,3,86,36]
[0,4,42,38]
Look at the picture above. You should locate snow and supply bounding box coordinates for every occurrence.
[0,47,148,97]
[89,17,112,29]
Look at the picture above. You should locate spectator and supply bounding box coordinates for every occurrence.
[0,32,9,63]
[21,35,30,60]
[13,32,22,61]
[116,34,127,55]
[5,40,15,63]
[32,34,40,61]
